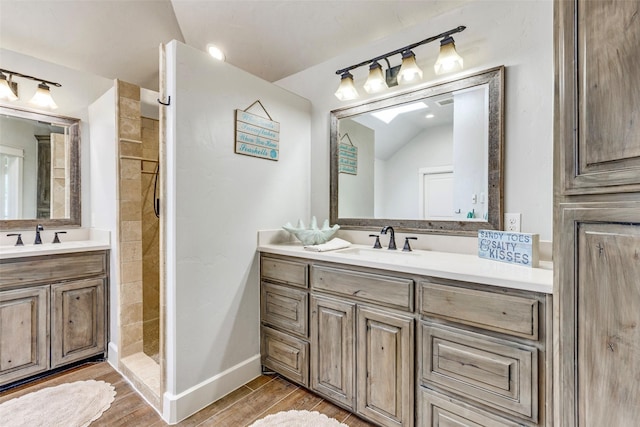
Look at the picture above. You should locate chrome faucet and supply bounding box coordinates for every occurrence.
[380,226,396,250]
[35,224,44,245]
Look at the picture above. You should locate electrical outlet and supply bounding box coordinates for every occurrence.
[505,213,521,232]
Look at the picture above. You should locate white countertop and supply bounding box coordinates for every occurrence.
[258,242,553,294]
[0,229,111,260]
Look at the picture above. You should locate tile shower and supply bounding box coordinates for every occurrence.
[115,80,162,409]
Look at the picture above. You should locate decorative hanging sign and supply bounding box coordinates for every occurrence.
[338,133,357,175]
[235,100,280,161]
[477,230,540,268]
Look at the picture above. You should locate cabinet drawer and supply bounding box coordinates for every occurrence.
[420,323,537,420]
[261,326,309,387]
[261,256,308,288]
[0,252,107,289]
[311,265,413,311]
[420,281,538,339]
[261,282,308,337]
[419,387,521,427]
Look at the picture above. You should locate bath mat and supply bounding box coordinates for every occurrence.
[249,409,349,426]
[0,380,116,427]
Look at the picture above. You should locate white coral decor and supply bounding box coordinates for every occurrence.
[282,216,340,246]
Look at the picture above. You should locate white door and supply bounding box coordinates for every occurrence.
[0,145,24,219]
[419,167,454,219]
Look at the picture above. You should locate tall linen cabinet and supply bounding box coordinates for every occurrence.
[554,1,640,426]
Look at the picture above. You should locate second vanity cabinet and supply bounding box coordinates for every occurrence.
[259,252,552,427]
[0,250,109,386]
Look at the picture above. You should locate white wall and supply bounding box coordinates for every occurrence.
[276,0,553,240]
[338,119,375,217]
[380,124,453,219]
[87,87,119,361]
[164,40,311,422]
[0,48,114,227]
[452,86,488,219]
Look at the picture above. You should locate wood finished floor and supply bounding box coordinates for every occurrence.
[0,362,377,426]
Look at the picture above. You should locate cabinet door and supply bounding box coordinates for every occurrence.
[557,205,640,426]
[310,294,355,409]
[577,222,640,426]
[556,0,640,193]
[51,278,105,368]
[357,306,414,427]
[0,286,49,385]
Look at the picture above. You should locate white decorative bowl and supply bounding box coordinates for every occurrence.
[282,217,340,246]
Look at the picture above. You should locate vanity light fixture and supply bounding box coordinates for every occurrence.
[334,25,466,101]
[0,71,18,101]
[0,68,61,109]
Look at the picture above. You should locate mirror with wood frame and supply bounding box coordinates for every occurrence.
[0,105,80,230]
[330,66,504,235]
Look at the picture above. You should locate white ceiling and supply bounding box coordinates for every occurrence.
[0,0,470,91]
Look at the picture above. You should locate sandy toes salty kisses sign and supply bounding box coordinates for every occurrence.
[235,100,280,161]
[478,229,539,267]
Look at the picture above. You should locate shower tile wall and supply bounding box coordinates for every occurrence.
[117,80,144,358]
[141,117,160,361]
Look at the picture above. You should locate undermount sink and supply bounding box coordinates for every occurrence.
[335,246,422,263]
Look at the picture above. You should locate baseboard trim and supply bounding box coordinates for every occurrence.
[107,341,118,369]
[162,354,261,424]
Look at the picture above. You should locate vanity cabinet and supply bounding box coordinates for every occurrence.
[259,252,551,427]
[0,251,109,387]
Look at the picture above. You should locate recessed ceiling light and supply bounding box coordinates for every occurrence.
[207,44,225,61]
[426,114,435,119]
